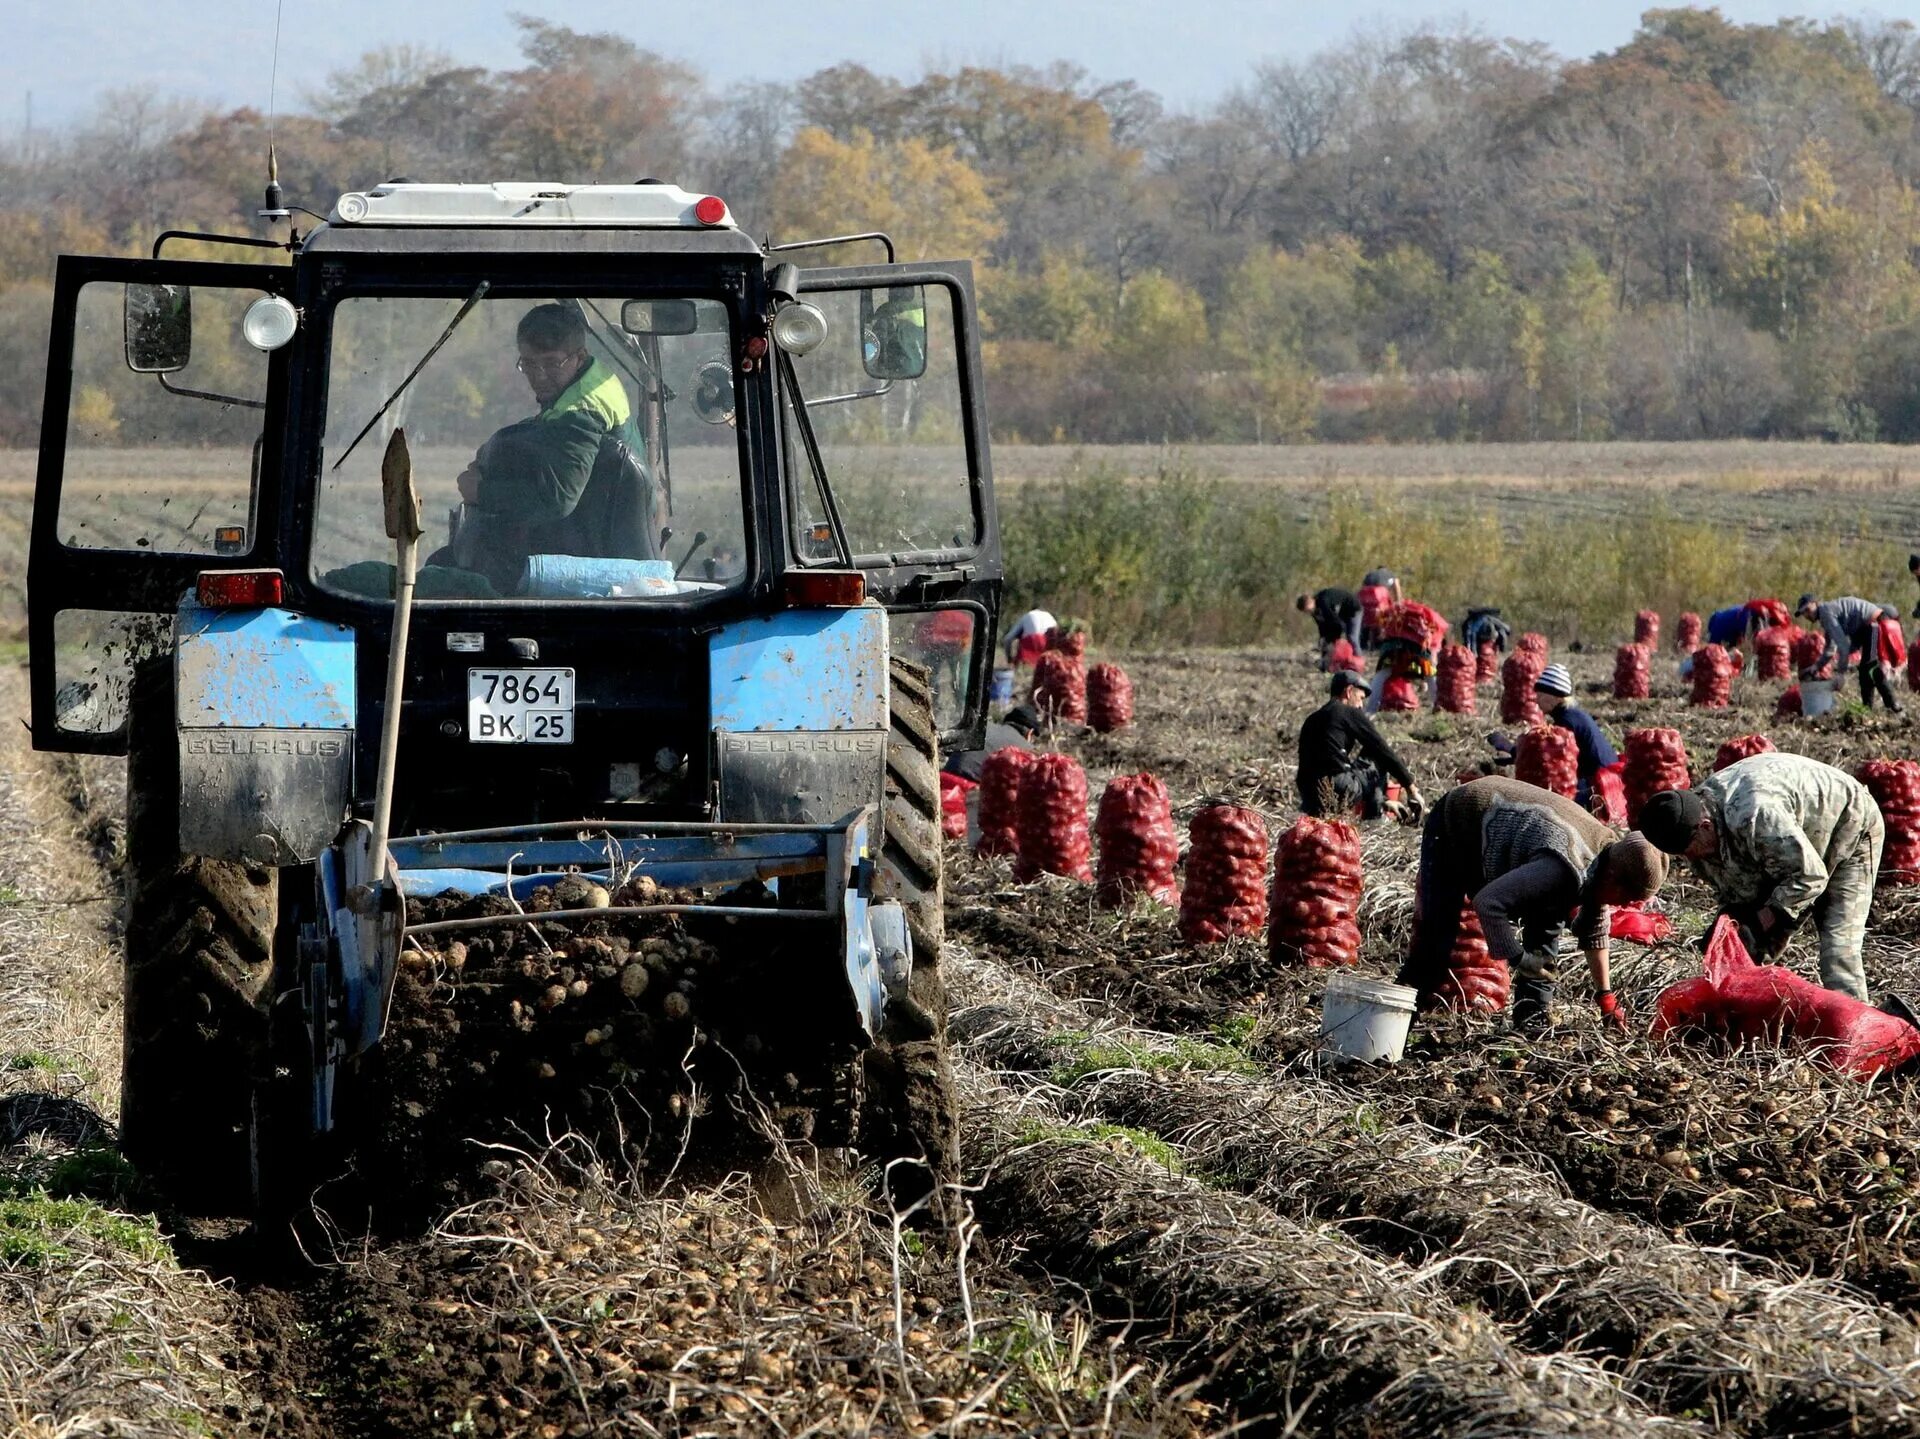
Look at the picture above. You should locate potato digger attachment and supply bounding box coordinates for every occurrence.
[27,181,1000,1230]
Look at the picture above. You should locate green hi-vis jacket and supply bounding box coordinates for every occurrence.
[466,358,650,590]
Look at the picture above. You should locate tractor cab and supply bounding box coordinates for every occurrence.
[26,182,1000,1218]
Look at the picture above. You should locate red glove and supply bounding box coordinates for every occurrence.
[1597,989,1628,1034]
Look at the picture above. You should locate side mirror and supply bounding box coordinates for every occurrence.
[860,285,928,380]
[620,299,699,336]
[126,283,191,373]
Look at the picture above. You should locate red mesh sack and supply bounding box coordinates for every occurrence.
[1501,652,1544,725]
[1753,626,1792,681]
[1014,752,1092,883]
[1030,650,1087,724]
[1675,612,1702,652]
[1634,610,1660,648]
[1179,804,1269,946]
[1856,759,1920,886]
[1326,637,1360,674]
[939,772,975,840]
[1610,901,1673,944]
[1357,584,1393,630]
[1613,643,1651,700]
[975,747,1038,858]
[1435,644,1476,714]
[1086,662,1134,733]
[1516,632,1549,660]
[1624,727,1690,826]
[1777,685,1804,717]
[1747,598,1792,631]
[1045,627,1088,658]
[1267,816,1362,968]
[1589,762,1629,824]
[1094,774,1180,909]
[1690,644,1733,708]
[1432,899,1509,1012]
[1475,642,1498,686]
[1880,617,1908,671]
[1712,734,1775,772]
[1379,672,1421,712]
[1385,602,1448,648]
[1790,628,1829,678]
[1516,725,1578,798]
[1653,918,1920,1078]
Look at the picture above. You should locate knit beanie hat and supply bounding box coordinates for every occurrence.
[1533,663,1573,698]
[1639,790,1705,855]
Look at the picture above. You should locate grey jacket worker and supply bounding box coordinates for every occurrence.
[1687,753,1885,1002]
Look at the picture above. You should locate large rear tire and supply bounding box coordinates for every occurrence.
[863,658,960,1222]
[121,659,275,1213]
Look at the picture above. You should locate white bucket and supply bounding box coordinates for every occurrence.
[1802,679,1837,718]
[1320,972,1418,1064]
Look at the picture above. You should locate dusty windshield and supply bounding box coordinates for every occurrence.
[312,294,747,601]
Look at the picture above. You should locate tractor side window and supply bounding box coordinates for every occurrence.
[889,608,977,730]
[55,282,267,554]
[782,284,977,560]
[311,294,748,602]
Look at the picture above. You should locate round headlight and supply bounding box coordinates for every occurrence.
[242,295,299,352]
[336,192,370,223]
[770,301,827,357]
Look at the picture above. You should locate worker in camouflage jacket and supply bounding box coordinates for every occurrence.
[1640,752,1885,1002]
[1397,776,1668,1034]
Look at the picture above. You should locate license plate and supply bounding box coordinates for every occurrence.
[467,667,574,744]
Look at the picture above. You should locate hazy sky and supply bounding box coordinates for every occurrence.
[6,0,1912,133]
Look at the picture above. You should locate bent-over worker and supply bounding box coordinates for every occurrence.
[1396,777,1668,1034]
[1296,587,1363,665]
[1639,752,1885,1002]
[1296,670,1422,821]
[1798,594,1902,712]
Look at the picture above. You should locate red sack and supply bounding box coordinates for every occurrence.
[1856,759,1920,886]
[1378,674,1421,712]
[939,772,975,840]
[1386,602,1448,648]
[1609,901,1673,944]
[1030,650,1088,724]
[1435,643,1476,715]
[975,747,1038,858]
[1357,584,1393,629]
[1675,612,1702,653]
[1713,734,1775,772]
[1267,816,1363,968]
[1613,642,1651,700]
[1432,900,1509,1012]
[1753,626,1792,681]
[1589,762,1629,824]
[1475,642,1498,686]
[1501,652,1544,726]
[1180,804,1269,946]
[1777,685,1804,717]
[1046,627,1089,658]
[1014,752,1093,883]
[1690,644,1733,708]
[923,609,974,649]
[1652,917,1920,1078]
[1516,725,1577,798]
[1095,773,1180,908]
[1634,610,1660,649]
[1516,632,1549,660]
[1746,598,1791,631]
[1326,637,1360,674]
[1624,728,1690,826]
[1879,617,1908,670]
[1086,662,1134,732]
[1790,628,1829,679]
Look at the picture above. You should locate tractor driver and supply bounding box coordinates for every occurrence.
[432,303,655,593]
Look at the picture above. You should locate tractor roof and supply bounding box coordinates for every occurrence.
[322,182,737,230]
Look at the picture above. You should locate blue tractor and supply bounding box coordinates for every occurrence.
[27,182,1000,1220]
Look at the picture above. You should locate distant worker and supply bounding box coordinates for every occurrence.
[1461,606,1512,656]
[1532,663,1617,807]
[1002,609,1058,667]
[1640,752,1884,1002]
[1909,553,1919,617]
[1797,594,1902,712]
[1295,587,1363,666]
[1295,670,1423,820]
[1704,598,1791,650]
[1397,777,1669,1034]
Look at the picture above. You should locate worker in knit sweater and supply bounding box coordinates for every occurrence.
[1397,777,1669,1035]
[1639,752,1885,1002]
[1532,663,1617,808]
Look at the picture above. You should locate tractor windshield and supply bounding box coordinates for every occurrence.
[311,294,748,601]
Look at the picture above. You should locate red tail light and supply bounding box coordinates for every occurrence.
[197,569,285,608]
[693,195,727,225]
[783,570,865,607]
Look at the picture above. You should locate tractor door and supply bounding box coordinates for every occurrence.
[28,256,291,752]
[784,262,1001,750]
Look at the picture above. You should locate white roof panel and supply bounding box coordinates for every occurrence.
[326,183,736,228]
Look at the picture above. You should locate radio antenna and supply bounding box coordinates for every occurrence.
[259,0,292,225]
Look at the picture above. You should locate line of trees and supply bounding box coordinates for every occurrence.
[3,9,1920,447]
